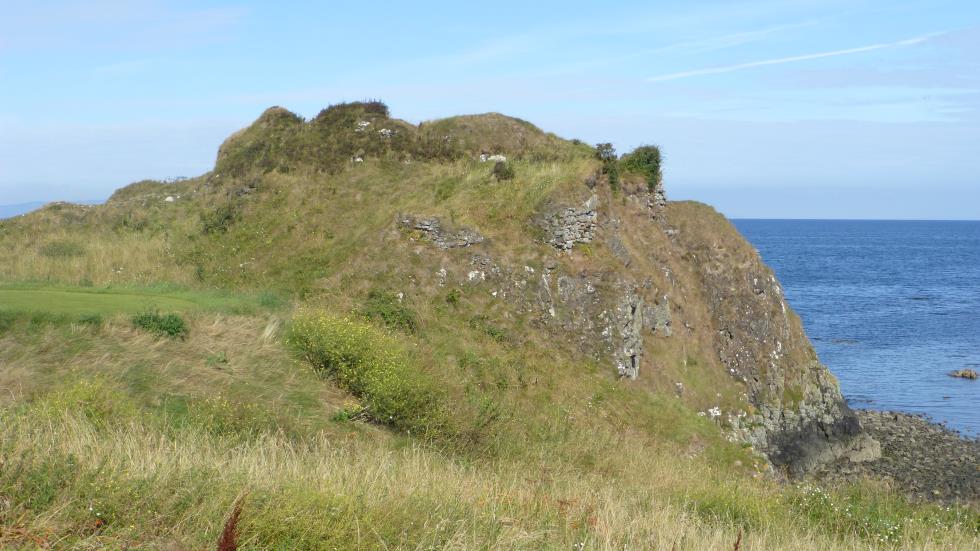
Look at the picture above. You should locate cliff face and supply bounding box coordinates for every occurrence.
[389,164,879,474]
[662,202,880,474]
[521,187,880,474]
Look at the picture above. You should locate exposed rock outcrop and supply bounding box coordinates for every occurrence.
[399,215,485,249]
[948,368,978,380]
[540,195,598,251]
[665,203,879,475]
[410,181,874,476]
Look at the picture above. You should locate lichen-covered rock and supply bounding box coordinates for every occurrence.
[616,290,644,379]
[644,297,672,337]
[399,215,485,249]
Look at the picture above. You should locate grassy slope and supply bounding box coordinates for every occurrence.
[0,104,976,549]
[2,313,974,549]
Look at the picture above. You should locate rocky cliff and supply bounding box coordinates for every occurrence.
[381,152,879,474]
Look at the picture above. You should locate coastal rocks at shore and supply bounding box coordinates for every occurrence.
[815,410,980,504]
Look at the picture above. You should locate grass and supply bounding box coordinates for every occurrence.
[0,287,975,549]
[1,375,975,550]
[0,283,284,318]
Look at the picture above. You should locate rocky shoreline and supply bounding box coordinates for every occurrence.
[815,410,979,504]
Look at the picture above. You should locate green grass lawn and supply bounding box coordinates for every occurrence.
[0,284,282,317]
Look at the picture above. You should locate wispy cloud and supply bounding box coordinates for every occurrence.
[646,20,821,56]
[646,32,946,82]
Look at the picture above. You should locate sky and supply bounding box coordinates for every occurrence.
[1,0,979,219]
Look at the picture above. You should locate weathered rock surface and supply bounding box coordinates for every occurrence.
[399,215,485,249]
[664,202,879,475]
[539,195,598,250]
[815,411,980,504]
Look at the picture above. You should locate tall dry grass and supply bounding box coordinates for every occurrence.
[5,406,973,550]
[0,227,195,287]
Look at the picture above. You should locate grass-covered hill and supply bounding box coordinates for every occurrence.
[0,102,976,550]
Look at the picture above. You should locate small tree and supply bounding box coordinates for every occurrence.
[594,143,620,190]
[595,143,617,163]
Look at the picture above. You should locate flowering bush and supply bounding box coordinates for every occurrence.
[286,311,447,436]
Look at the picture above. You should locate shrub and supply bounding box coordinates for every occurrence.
[490,160,515,181]
[202,204,238,235]
[621,145,663,192]
[594,142,620,190]
[445,288,461,307]
[286,312,447,436]
[469,315,508,343]
[605,162,620,191]
[132,310,189,339]
[357,289,418,333]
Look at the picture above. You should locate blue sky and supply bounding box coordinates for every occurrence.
[1,0,978,219]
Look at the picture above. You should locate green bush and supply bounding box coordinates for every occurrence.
[357,289,418,333]
[445,288,461,307]
[201,204,238,235]
[621,145,663,192]
[490,160,515,181]
[132,310,189,339]
[286,312,447,436]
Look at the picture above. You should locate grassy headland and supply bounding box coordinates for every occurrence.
[0,102,975,549]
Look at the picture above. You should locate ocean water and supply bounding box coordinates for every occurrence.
[733,219,980,437]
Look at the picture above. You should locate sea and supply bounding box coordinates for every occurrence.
[733,219,980,438]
